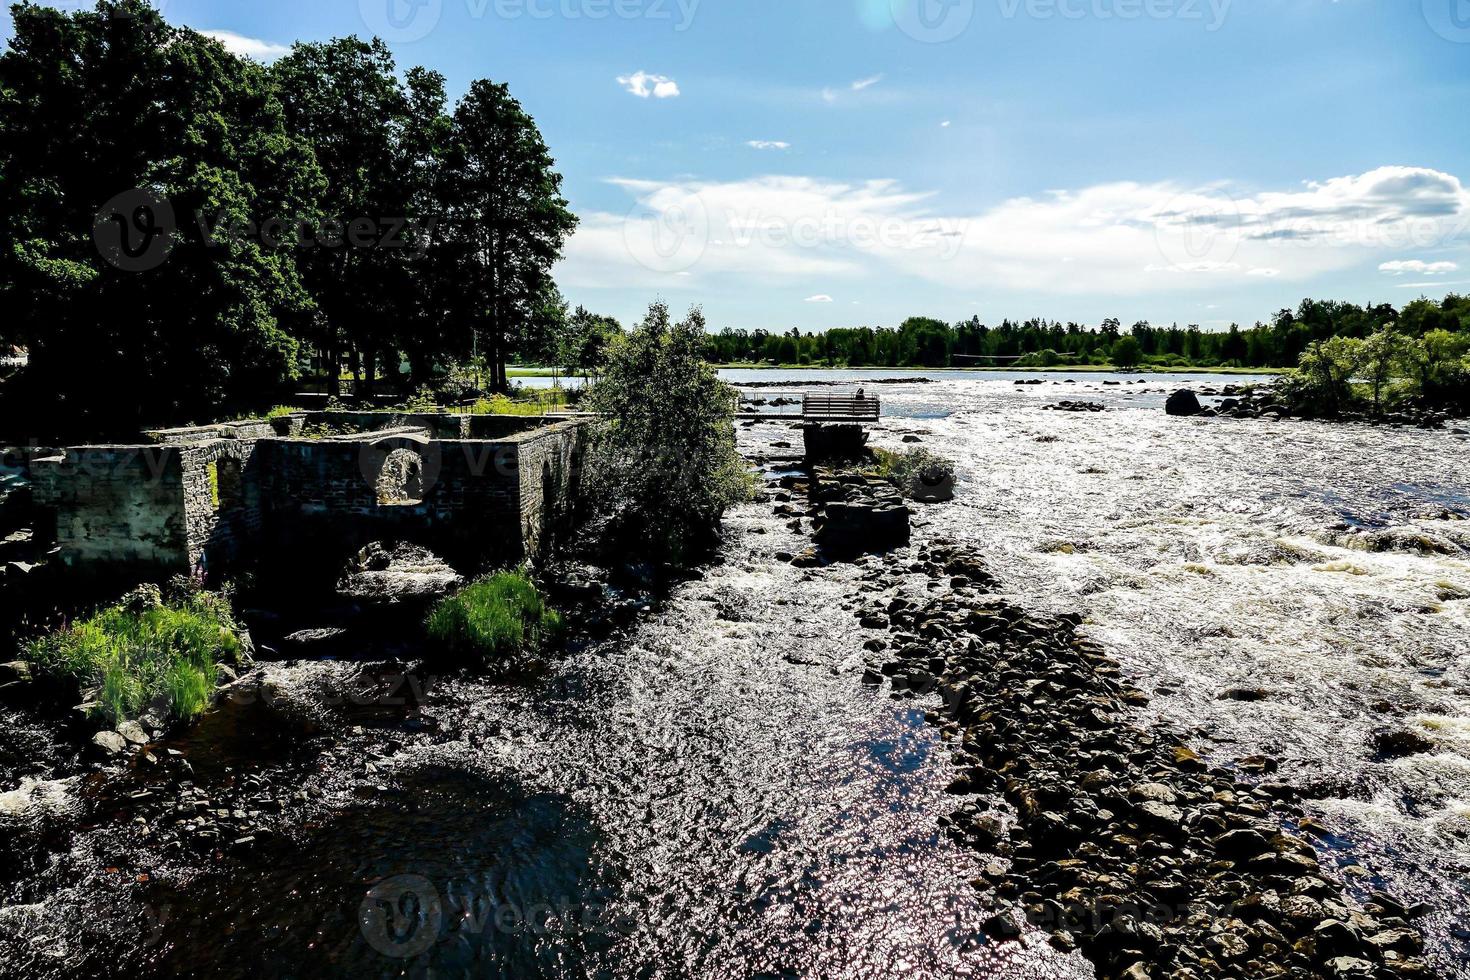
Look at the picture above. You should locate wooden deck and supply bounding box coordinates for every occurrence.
[737,390,881,422]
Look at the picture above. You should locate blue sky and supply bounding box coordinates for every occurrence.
[9,0,1470,332]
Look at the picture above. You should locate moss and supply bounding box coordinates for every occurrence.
[206,460,221,509]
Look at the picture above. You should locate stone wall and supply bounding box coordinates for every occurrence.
[30,417,589,580]
[29,445,189,575]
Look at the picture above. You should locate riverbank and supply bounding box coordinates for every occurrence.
[0,381,1464,978]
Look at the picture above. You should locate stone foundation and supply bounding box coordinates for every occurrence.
[30,413,589,580]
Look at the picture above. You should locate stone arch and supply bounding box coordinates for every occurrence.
[376,447,426,505]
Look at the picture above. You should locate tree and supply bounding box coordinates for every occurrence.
[1291,336,1361,415]
[1110,336,1143,368]
[1356,327,1400,416]
[438,80,578,393]
[585,302,748,564]
[0,0,322,437]
[272,38,409,390]
[562,307,622,379]
[1399,329,1470,404]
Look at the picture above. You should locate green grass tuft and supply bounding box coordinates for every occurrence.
[24,589,239,724]
[425,570,562,665]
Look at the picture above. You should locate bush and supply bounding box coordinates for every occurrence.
[872,446,957,501]
[24,585,240,724]
[425,570,562,665]
[584,301,752,564]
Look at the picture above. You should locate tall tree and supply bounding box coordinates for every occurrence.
[271,37,410,390]
[0,0,322,436]
[439,80,577,393]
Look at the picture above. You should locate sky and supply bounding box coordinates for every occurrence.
[7,0,1470,333]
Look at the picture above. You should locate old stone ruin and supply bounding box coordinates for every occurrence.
[15,410,588,589]
[801,423,912,555]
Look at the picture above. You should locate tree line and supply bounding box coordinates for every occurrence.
[0,0,575,436]
[697,295,1470,372]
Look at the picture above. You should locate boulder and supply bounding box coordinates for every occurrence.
[1165,389,1202,416]
[1372,727,1434,758]
[90,730,129,757]
[337,541,462,606]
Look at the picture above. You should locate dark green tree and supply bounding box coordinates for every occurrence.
[0,0,323,436]
[585,302,747,564]
[439,80,578,393]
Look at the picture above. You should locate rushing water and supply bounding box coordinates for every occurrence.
[2,369,1468,979]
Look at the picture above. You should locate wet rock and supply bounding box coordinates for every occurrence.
[981,909,1025,940]
[115,720,149,746]
[91,730,129,757]
[1165,389,1202,416]
[1371,727,1433,758]
[1322,956,1374,978]
[337,541,462,605]
[1312,918,1362,958]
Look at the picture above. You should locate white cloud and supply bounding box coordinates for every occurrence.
[804,294,834,303]
[940,120,952,128]
[202,29,290,61]
[851,74,884,92]
[557,166,1470,296]
[821,88,839,104]
[1379,259,1459,275]
[747,140,791,151]
[617,71,680,99]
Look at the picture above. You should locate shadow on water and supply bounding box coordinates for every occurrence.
[123,767,617,980]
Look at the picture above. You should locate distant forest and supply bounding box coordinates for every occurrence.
[699,295,1470,370]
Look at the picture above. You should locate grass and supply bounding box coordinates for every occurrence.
[265,404,307,419]
[466,391,571,416]
[24,586,239,725]
[870,446,957,499]
[425,570,563,666]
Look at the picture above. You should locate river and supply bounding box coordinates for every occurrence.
[0,369,1466,978]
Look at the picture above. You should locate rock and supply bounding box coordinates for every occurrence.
[337,541,462,605]
[91,731,129,757]
[1218,686,1269,701]
[1323,956,1374,978]
[1313,918,1362,958]
[1371,727,1433,758]
[1366,928,1421,955]
[1119,964,1151,980]
[1135,801,1183,834]
[901,434,922,443]
[1165,389,1202,417]
[0,661,32,684]
[115,720,149,746]
[1214,828,1270,857]
[982,909,1025,941]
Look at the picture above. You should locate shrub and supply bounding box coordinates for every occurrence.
[425,570,562,665]
[24,586,240,724]
[584,301,751,564]
[872,446,957,501]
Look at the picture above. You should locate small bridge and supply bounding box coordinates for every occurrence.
[737,390,881,422]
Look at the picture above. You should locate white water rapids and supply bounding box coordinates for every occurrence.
[822,369,1470,970]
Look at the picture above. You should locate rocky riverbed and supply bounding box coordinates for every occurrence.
[0,371,1466,979]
